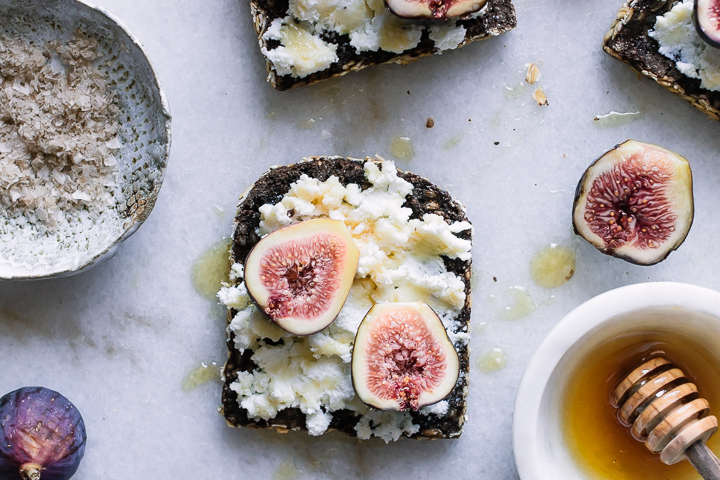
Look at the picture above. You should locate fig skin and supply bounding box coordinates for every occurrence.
[351,302,460,412]
[244,219,359,336]
[384,0,487,20]
[0,387,86,480]
[695,0,720,49]
[572,140,694,266]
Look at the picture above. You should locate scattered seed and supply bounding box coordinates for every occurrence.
[426,117,435,128]
[525,62,541,84]
[533,87,549,106]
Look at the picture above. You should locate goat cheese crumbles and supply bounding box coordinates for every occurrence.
[0,31,123,274]
[262,0,481,78]
[650,0,720,91]
[219,159,472,442]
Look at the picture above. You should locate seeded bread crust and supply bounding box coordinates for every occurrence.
[603,0,720,122]
[222,157,472,439]
[251,0,517,91]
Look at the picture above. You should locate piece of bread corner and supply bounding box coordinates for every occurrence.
[251,0,517,91]
[221,157,472,440]
[603,0,720,122]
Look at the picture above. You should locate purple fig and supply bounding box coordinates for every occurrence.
[0,387,86,480]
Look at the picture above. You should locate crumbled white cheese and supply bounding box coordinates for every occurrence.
[650,0,720,91]
[263,0,484,78]
[289,0,374,35]
[222,159,472,441]
[429,25,468,52]
[374,14,424,54]
[306,411,333,435]
[419,400,450,416]
[354,410,420,443]
[229,263,244,280]
[447,329,471,347]
[262,18,338,78]
[217,283,251,310]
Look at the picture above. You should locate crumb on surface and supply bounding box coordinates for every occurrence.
[525,62,540,84]
[532,86,549,106]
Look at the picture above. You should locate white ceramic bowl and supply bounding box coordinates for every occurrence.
[0,0,171,279]
[513,282,720,480]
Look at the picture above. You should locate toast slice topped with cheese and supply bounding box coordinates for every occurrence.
[604,0,720,121]
[219,157,473,441]
[251,0,517,90]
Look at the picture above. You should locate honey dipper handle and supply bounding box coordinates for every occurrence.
[686,442,720,480]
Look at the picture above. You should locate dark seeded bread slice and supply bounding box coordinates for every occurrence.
[251,0,517,91]
[222,157,472,439]
[603,0,720,121]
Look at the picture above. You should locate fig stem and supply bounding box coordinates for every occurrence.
[20,464,42,480]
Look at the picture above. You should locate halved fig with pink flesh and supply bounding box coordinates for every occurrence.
[385,0,486,20]
[573,140,693,266]
[695,0,720,48]
[351,302,460,411]
[244,219,359,336]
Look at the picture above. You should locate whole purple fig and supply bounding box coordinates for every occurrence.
[0,387,86,480]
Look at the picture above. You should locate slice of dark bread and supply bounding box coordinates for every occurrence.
[221,156,472,439]
[603,0,720,122]
[251,0,517,91]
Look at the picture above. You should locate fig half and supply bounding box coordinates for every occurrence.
[695,0,720,48]
[244,219,359,336]
[351,302,460,411]
[572,140,693,266]
[385,0,486,20]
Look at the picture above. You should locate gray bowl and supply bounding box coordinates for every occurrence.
[0,0,171,279]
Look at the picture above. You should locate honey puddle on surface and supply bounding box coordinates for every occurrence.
[182,361,220,391]
[191,238,232,301]
[530,244,575,289]
[563,331,720,480]
[389,135,414,161]
[499,287,535,320]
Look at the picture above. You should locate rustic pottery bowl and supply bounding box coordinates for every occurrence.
[0,0,171,279]
[513,282,720,479]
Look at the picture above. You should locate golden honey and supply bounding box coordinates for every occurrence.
[562,331,720,480]
[191,238,232,301]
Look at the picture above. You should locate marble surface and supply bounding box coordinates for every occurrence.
[1,0,720,479]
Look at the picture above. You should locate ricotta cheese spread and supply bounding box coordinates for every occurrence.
[650,0,720,92]
[262,19,338,78]
[262,0,480,78]
[220,159,472,442]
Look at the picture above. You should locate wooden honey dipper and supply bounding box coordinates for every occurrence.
[612,357,720,479]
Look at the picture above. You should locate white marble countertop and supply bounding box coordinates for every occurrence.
[2,0,720,478]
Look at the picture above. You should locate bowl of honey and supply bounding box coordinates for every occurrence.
[513,282,720,480]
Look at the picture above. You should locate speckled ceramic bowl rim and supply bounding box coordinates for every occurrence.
[512,282,720,480]
[0,0,172,280]
[78,0,172,269]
